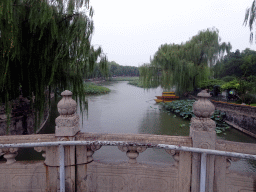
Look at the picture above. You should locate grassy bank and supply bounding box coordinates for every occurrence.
[109,76,139,81]
[127,79,144,87]
[84,83,110,95]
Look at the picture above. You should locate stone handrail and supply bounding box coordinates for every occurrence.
[0,134,56,144]
[76,132,192,146]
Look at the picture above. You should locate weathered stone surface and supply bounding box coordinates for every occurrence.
[193,90,215,118]
[55,114,80,136]
[0,133,255,191]
[0,161,47,192]
[55,90,80,136]
[225,171,256,192]
[76,132,193,146]
[86,161,179,192]
[57,90,77,116]
[190,90,216,192]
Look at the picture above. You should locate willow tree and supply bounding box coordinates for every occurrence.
[140,28,231,94]
[0,0,107,131]
[244,0,256,42]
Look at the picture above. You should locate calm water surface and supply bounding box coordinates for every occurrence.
[76,81,256,172]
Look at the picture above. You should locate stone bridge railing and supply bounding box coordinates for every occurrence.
[0,90,256,192]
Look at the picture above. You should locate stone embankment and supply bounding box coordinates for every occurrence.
[189,94,256,138]
[212,100,256,138]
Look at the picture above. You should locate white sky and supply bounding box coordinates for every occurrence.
[89,0,256,67]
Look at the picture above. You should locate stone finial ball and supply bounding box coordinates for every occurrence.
[57,90,77,116]
[193,90,215,118]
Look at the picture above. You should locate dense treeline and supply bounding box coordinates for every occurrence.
[109,61,139,77]
[213,49,256,79]
[86,61,139,79]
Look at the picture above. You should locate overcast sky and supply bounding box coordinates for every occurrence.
[90,0,256,67]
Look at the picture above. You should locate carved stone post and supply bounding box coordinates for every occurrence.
[190,90,216,192]
[44,90,80,191]
[55,90,80,137]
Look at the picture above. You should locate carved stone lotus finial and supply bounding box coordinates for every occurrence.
[55,90,80,136]
[57,90,77,116]
[193,90,215,118]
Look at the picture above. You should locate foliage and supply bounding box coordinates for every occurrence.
[140,28,231,94]
[221,79,240,90]
[164,100,230,134]
[164,100,195,119]
[0,0,107,131]
[244,0,256,42]
[221,76,236,82]
[139,63,160,88]
[110,76,139,81]
[87,61,109,79]
[220,76,256,104]
[127,79,144,87]
[87,61,139,80]
[213,49,256,79]
[199,79,225,90]
[109,61,139,77]
[84,83,110,95]
[237,93,256,105]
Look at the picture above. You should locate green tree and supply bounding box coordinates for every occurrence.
[213,48,256,79]
[0,0,106,130]
[140,28,231,94]
[244,0,256,42]
[108,61,139,77]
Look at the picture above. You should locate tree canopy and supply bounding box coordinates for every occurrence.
[0,0,107,128]
[244,0,256,42]
[139,28,231,94]
[213,48,256,79]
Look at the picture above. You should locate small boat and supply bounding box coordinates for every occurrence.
[154,92,179,103]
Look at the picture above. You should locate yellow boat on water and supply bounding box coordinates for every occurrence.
[154,92,179,103]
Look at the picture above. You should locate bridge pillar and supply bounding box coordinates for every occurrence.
[43,90,83,191]
[190,90,216,192]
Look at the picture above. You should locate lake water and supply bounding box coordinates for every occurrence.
[40,81,256,172]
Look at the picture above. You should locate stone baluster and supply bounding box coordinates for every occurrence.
[165,149,180,168]
[87,145,102,162]
[190,90,216,192]
[118,146,147,163]
[0,147,19,164]
[34,147,46,158]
